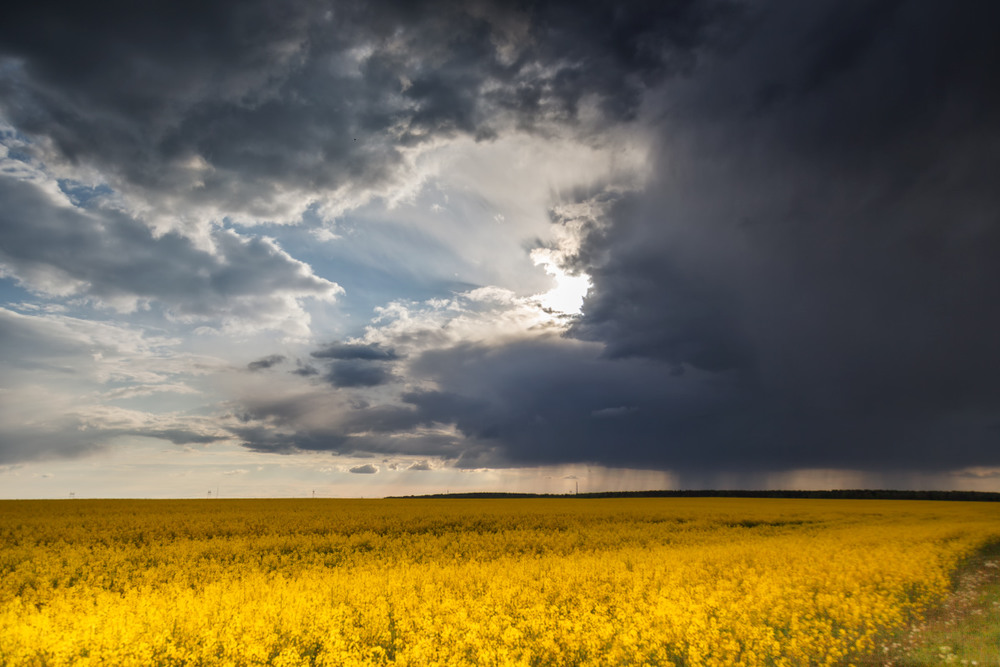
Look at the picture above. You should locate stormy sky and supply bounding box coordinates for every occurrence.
[2,0,999,497]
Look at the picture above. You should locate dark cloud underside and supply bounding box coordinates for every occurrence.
[325,360,395,388]
[0,0,743,220]
[563,0,1000,472]
[312,343,399,361]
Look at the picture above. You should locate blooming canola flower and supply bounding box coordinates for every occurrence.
[0,498,997,666]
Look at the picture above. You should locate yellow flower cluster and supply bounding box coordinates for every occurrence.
[0,498,996,666]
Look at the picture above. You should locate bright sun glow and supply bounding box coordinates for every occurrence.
[532,250,592,315]
[540,270,591,314]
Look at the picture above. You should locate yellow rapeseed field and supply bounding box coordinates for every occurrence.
[1,497,997,666]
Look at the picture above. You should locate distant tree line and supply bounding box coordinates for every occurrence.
[392,490,1000,502]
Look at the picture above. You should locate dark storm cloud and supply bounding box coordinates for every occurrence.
[397,338,757,470]
[234,397,422,439]
[0,0,743,218]
[227,391,467,458]
[311,342,401,388]
[325,360,395,388]
[561,0,1000,473]
[7,0,995,481]
[238,0,1000,477]
[312,343,399,361]
[233,425,346,456]
[235,423,464,459]
[247,355,286,372]
[349,464,378,474]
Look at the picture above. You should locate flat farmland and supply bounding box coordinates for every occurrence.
[1,498,997,666]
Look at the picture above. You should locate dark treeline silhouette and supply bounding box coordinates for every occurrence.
[390,489,1000,501]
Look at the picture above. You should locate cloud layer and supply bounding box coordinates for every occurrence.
[1,0,741,226]
[223,1,1000,478]
[2,0,999,488]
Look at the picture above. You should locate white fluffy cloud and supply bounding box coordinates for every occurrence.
[0,150,341,336]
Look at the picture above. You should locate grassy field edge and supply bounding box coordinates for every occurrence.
[858,540,1000,667]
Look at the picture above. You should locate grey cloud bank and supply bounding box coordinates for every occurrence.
[564,1,1000,473]
[1,0,999,490]
[0,0,740,224]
